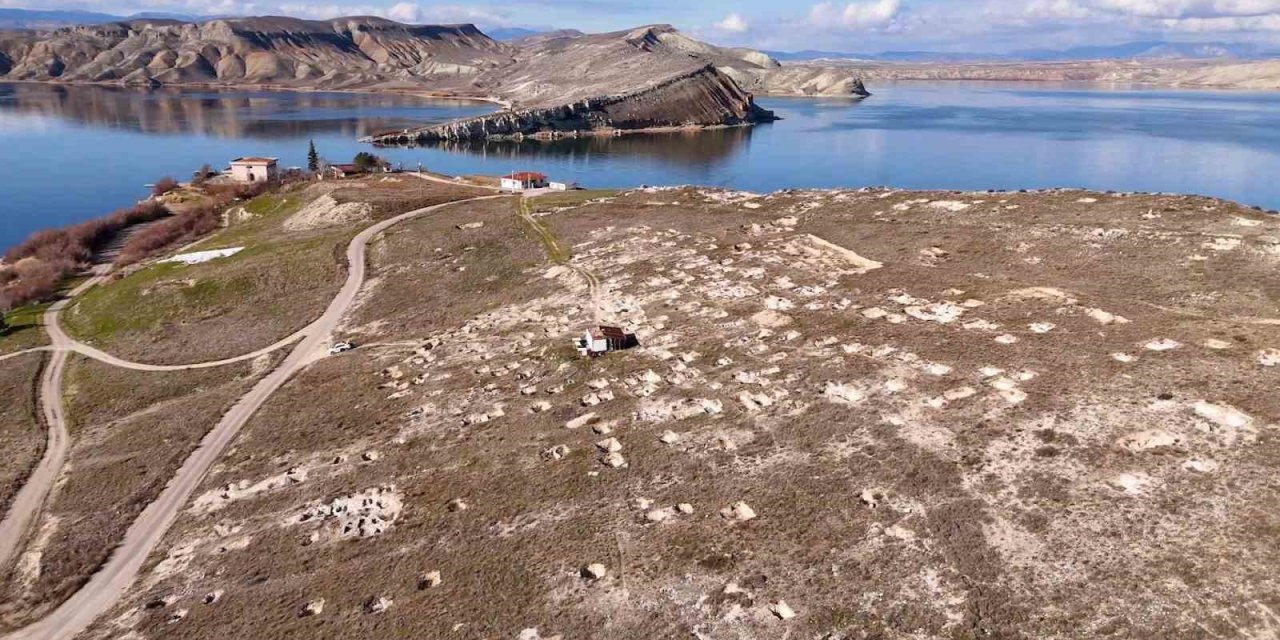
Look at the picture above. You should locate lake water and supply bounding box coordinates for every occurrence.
[3,80,1280,250]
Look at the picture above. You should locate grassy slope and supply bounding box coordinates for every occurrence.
[61,179,491,366]
[0,353,44,520]
[0,355,271,632]
[60,188,347,365]
[0,304,51,355]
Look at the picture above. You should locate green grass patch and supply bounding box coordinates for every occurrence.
[526,189,619,214]
[0,302,51,354]
[63,231,345,347]
[206,191,306,248]
[515,198,571,264]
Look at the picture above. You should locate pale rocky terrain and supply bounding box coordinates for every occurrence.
[825,58,1280,90]
[57,185,1279,639]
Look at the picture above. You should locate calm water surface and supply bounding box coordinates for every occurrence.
[3,81,1280,249]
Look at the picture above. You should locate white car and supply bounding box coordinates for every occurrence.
[328,341,355,355]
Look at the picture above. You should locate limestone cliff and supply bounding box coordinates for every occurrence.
[0,17,512,88]
[370,64,776,144]
[506,25,871,100]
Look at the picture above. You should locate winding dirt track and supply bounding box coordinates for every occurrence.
[1,194,504,640]
[0,274,105,573]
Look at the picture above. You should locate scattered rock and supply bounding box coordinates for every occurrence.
[859,489,882,508]
[1193,401,1254,433]
[541,445,571,461]
[1118,430,1181,452]
[1112,472,1157,496]
[202,590,223,605]
[566,413,598,429]
[582,563,608,580]
[365,596,393,614]
[677,503,695,514]
[1259,348,1280,367]
[771,600,797,620]
[659,430,681,444]
[721,501,757,522]
[600,451,627,468]
[296,486,402,540]
[823,382,866,406]
[595,437,623,453]
[361,451,381,462]
[1145,338,1182,352]
[1086,308,1130,325]
[447,498,469,512]
[457,221,485,230]
[418,570,443,589]
[1183,458,1220,473]
[646,507,675,523]
[300,598,325,617]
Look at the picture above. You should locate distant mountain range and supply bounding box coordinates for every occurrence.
[0,8,207,29]
[2,8,1275,62]
[767,41,1279,63]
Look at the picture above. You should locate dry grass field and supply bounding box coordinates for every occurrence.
[61,177,489,365]
[65,186,1278,640]
[0,354,281,633]
[0,353,43,521]
[0,304,50,356]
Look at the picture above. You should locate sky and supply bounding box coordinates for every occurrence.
[9,0,1280,52]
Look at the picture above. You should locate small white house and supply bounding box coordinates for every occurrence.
[229,157,279,183]
[576,326,630,357]
[549,181,577,191]
[500,171,549,191]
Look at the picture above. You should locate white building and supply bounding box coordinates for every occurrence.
[229,157,279,183]
[549,181,577,191]
[500,171,549,191]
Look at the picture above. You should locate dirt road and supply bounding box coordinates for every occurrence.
[2,194,503,640]
[0,273,104,573]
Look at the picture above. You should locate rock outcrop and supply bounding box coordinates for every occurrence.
[371,64,776,144]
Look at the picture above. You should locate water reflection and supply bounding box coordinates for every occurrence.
[406,125,758,169]
[0,83,489,138]
[3,80,1280,251]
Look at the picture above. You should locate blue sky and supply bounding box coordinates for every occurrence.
[9,0,1280,51]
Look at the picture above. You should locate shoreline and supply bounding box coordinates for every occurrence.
[0,78,512,109]
[367,121,768,146]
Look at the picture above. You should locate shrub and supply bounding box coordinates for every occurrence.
[192,164,215,186]
[202,180,271,201]
[353,152,386,172]
[152,177,179,197]
[115,203,222,267]
[0,200,171,308]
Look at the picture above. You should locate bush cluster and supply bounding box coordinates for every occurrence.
[1,201,170,310]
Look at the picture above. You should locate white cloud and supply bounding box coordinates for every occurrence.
[1161,13,1280,29]
[808,0,902,30]
[713,12,749,33]
[1090,0,1280,18]
[1023,0,1097,20]
[386,2,419,22]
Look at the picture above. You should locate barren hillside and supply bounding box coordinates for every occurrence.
[0,17,512,89]
[824,57,1280,89]
[3,178,1266,640]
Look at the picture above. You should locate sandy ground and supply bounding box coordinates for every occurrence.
[8,185,1278,640]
